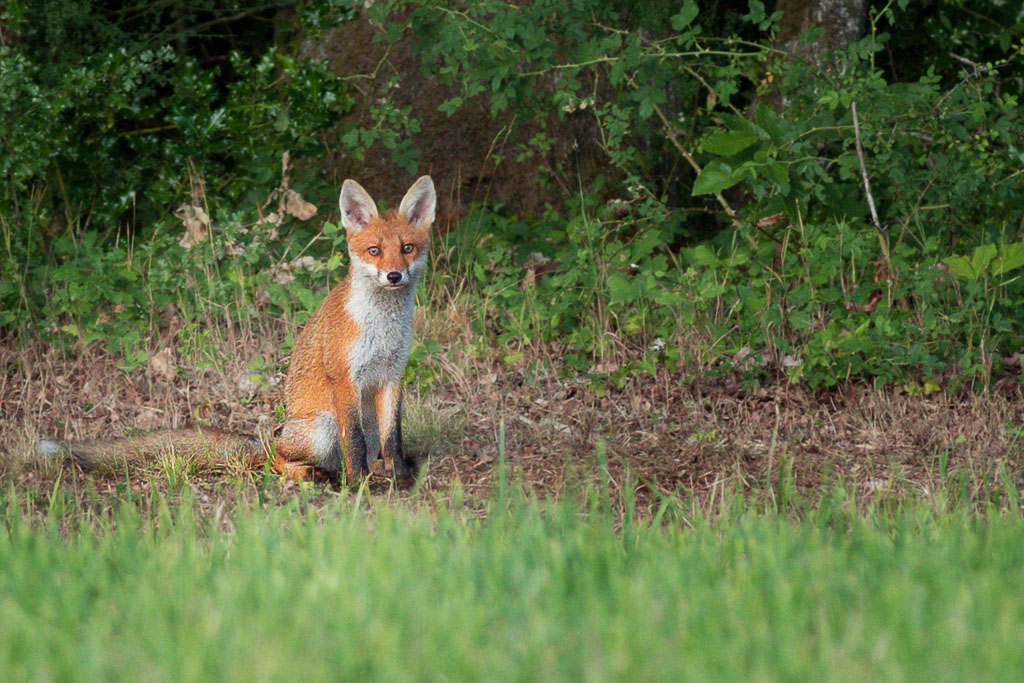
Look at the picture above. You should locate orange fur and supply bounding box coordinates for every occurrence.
[275,178,434,484]
[42,177,436,487]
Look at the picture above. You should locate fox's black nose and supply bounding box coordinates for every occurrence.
[386,271,403,284]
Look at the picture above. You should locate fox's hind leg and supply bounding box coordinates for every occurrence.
[274,413,343,481]
[271,457,316,481]
[273,417,317,480]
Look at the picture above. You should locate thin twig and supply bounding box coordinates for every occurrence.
[948,52,995,73]
[618,75,742,226]
[516,49,766,78]
[850,101,880,229]
[180,4,283,36]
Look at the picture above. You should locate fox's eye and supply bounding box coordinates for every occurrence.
[402,243,414,254]
[368,246,381,257]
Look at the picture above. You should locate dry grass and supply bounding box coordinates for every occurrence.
[419,354,1024,507]
[3,306,1024,511]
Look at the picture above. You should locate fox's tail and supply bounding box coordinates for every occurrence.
[37,428,268,474]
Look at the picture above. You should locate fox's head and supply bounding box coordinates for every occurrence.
[339,176,435,291]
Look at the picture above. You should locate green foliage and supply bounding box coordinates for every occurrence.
[2,2,354,226]
[945,243,1024,282]
[678,224,1024,389]
[399,0,1024,387]
[679,12,1024,387]
[0,1,406,362]
[3,0,1023,389]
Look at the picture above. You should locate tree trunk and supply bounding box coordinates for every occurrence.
[775,0,868,65]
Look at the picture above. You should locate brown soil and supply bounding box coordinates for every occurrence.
[3,326,1023,511]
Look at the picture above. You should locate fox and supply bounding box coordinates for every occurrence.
[37,175,436,486]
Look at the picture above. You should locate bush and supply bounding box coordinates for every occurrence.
[395,0,1024,388]
[1,1,361,354]
[3,0,1023,389]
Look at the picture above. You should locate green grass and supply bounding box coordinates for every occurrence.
[2,483,1024,681]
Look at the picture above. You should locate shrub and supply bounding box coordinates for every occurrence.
[393,0,1024,387]
[3,0,1022,389]
[1,1,360,355]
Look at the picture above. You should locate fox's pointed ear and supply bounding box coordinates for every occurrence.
[339,179,378,233]
[399,176,436,229]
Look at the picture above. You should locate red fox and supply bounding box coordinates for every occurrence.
[37,176,436,486]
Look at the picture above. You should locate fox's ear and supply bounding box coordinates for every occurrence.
[399,176,436,229]
[339,179,379,232]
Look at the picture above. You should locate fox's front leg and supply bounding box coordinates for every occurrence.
[377,381,413,485]
[331,380,369,483]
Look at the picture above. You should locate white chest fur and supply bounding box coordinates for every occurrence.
[344,280,417,389]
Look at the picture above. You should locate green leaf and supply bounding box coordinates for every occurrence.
[765,161,790,191]
[753,105,784,144]
[692,244,721,266]
[439,97,463,116]
[969,244,997,278]
[944,244,997,281]
[943,255,975,281]
[634,85,666,119]
[728,248,751,267]
[788,309,812,330]
[606,272,635,305]
[992,243,1024,276]
[702,129,760,156]
[745,1,766,24]
[670,2,699,30]
[273,109,290,133]
[692,160,740,196]
[700,281,727,298]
